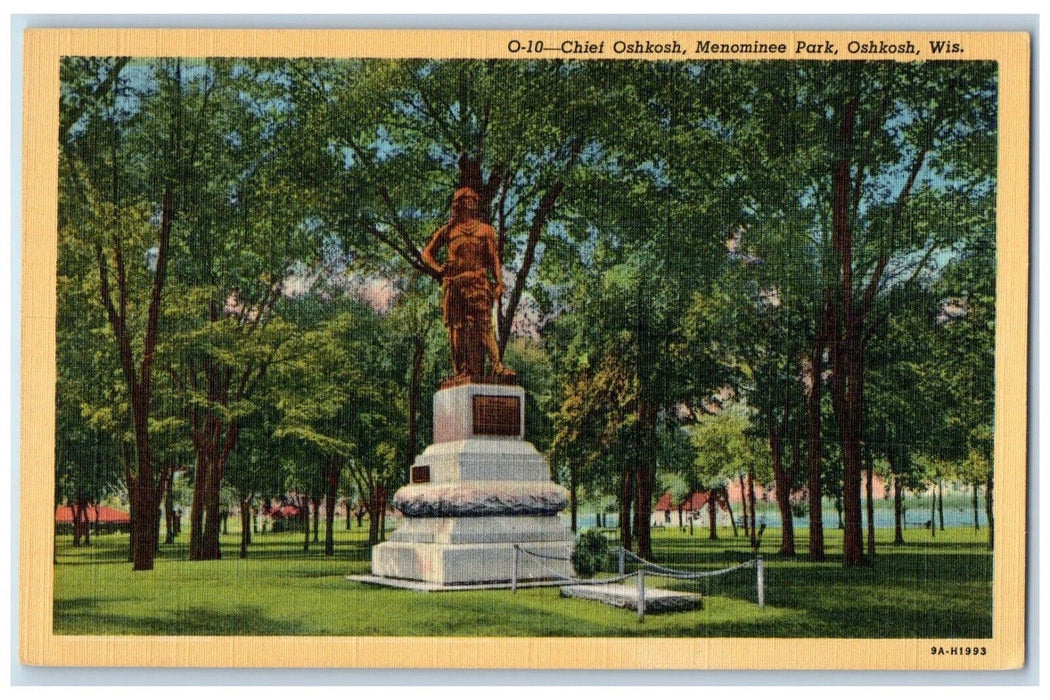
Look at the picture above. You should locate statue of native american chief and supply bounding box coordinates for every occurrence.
[421,187,516,385]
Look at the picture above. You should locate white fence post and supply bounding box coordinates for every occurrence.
[756,556,765,609]
[637,569,646,622]
[512,545,519,593]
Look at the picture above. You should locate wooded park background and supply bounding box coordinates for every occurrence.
[55,56,996,585]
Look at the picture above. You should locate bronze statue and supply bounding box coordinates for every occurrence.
[422,187,515,385]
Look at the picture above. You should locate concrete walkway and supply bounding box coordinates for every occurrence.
[560,582,703,613]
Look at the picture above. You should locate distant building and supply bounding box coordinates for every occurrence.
[653,491,733,527]
[261,502,304,532]
[54,505,131,534]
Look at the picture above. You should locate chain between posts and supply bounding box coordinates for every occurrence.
[509,545,766,618]
[615,547,765,609]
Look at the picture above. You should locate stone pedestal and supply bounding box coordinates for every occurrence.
[371,383,574,585]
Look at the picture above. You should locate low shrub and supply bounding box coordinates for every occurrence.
[571,528,611,578]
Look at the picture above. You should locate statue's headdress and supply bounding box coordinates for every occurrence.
[452,187,480,204]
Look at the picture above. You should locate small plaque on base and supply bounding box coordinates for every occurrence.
[411,465,431,483]
[472,395,521,436]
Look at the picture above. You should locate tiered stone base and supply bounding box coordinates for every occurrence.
[369,383,575,586]
[373,539,573,585]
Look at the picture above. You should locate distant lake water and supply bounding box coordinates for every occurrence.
[566,495,987,532]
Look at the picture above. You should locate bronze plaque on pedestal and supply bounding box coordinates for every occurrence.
[410,465,430,483]
[472,395,521,436]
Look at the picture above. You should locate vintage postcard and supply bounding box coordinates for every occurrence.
[19,28,1029,670]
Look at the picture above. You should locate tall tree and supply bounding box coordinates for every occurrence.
[821,62,995,565]
[58,57,179,569]
[154,59,325,560]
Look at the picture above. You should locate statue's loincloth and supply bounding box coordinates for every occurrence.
[442,270,494,330]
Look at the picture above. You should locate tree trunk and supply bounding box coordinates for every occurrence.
[186,330,251,562]
[773,483,795,556]
[367,495,380,547]
[239,497,251,559]
[127,500,135,563]
[807,316,827,562]
[929,488,936,539]
[723,488,739,538]
[80,502,89,546]
[311,495,320,543]
[345,498,352,530]
[839,420,865,563]
[193,431,246,560]
[747,468,758,550]
[302,496,311,552]
[165,485,175,544]
[406,337,424,472]
[937,481,945,531]
[769,396,795,555]
[72,497,85,547]
[972,482,980,530]
[379,488,387,542]
[324,492,336,557]
[324,456,340,556]
[893,476,905,545]
[200,452,224,560]
[865,466,875,559]
[569,458,578,534]
[707,493,717,540]
[985,474,994,548]
[92,503,101,543]
[130,481,158,571]
[619,468,633,552]
[632,401,657,561]
[189,463,204,558]
[739,474,750,539]
[152,467,171,554]
[829,94,868,568]
[364,487,389,547]
[154,502,164,554]
[85,502,94,545]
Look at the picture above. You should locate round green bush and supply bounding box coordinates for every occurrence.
[571,529,610,578]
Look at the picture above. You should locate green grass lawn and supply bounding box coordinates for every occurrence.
[52,522,992,637]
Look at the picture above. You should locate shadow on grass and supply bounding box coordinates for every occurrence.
[56,536,372,566]
[54,601,290,636]
[645,548,992,638]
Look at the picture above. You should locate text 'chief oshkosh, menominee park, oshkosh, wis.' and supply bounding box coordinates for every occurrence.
[507,37,964,56]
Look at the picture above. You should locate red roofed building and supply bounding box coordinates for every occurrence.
[55,504,131,536]
[55,504,131,524]
[653,490,732,529]
[262,501,305,533]
[723,474,889,505]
